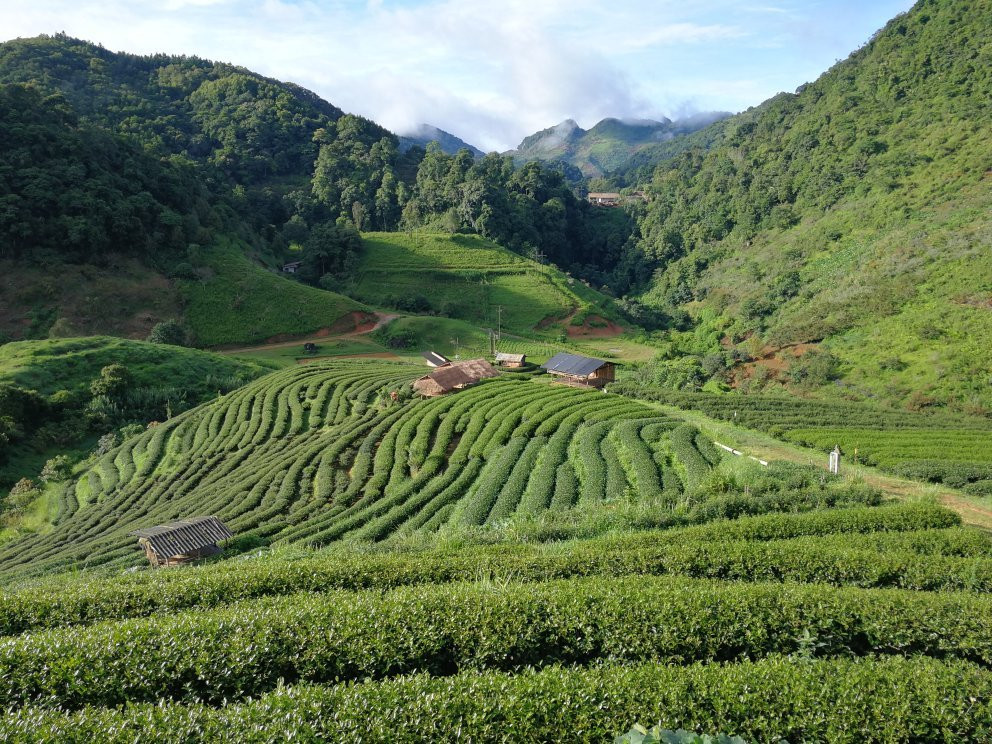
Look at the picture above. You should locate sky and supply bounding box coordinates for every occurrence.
[1,0,916,151]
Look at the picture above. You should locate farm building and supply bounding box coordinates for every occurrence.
[281,261,303,273]
[494,352,526,368]
[422,350,452,367]
[412,358,501,397]
[587,192,621,207]
[131,516,233,568]
[455,358,500,380]
[541,352,616,388]
[413,365,474,397]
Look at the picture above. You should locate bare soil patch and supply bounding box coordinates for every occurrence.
[567,315,625,338]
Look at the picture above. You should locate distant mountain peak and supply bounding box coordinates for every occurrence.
[508,113,728,177]
[397,124,485,158]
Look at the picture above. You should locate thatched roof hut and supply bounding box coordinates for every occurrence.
[413,365,474,397]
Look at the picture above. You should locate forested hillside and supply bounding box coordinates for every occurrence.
[622,0,992,411]
[0,35,635,342]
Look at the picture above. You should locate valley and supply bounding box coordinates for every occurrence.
[1,0,992,739]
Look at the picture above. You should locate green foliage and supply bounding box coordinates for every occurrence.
[0,362,884,577]
[4,657,992,742]
[39,456,72,484]
[0,502,963,636]
[625,0,992,409]
[88,364,133,400]
[353,232,618,333]
[146,320,187,346]
[616,726,746,744]
[613,385,992,488]
[178,241,369,346]
[0,84,208,262]
[9,572,992,711]
[783,429,992,469]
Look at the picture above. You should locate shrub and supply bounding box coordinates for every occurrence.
[40,455,72,483]
[964,480,992,497]
[89,364,134,399]
[616,726,745,744]
[3,657,991,742]
[147,320,187,346]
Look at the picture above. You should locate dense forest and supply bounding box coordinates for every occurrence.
[0,35,635,295]
[610,0,992,409]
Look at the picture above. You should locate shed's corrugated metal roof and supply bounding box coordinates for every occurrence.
[421,351,451,366]
[131,516,233,558]
[541,352,609,377]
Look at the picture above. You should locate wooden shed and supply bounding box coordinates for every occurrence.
[131,516,233,568]
[494,352,526,368]
[541,352,616,388]
[413,365,474,397]
[421,351,452,368]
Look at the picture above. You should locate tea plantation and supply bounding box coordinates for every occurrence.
[0,360,990,740]
[613,386,992,495]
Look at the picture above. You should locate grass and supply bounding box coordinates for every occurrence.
[0,256,182,342]
[350,233,616,334]
[0,336,270,396]
[638,398,992,530]
[180,239,370,347]
[227,338,392,368]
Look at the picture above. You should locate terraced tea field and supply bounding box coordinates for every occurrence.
[0,360,723,579]
[614,386,992,491]
[5,360,992,739]
[3,499,992,740]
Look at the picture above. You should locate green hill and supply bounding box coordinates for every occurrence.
[0,336,269,526]
[0,358,874,577]
[621,0,992,411]
[351,233,620,334]
[179,241,371,346]
[509,116,729,178]
[4,359,992,740]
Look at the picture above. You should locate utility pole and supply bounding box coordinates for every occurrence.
[496,305,502,342]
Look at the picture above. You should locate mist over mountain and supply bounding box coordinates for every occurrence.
[506,114,731,177]
[397,124,485,158]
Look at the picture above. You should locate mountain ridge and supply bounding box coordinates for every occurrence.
[507,113,730,177]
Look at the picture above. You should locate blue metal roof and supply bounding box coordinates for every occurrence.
[541,352,609,377]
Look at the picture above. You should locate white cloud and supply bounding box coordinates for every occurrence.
[0,0,916,150]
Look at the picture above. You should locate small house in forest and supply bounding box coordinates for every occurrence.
[131,516,233,568]
[421,350,452,368]
[494,352,526,368]
[587,192,622,207]
[541,352,616,388]
[282,261,303,274]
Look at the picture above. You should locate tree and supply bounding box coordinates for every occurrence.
[147,320,186,346]
[40,455,72,483]
[90,364,134,399]
[297,222,362,285]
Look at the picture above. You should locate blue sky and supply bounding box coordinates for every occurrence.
[1,0,916,151]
